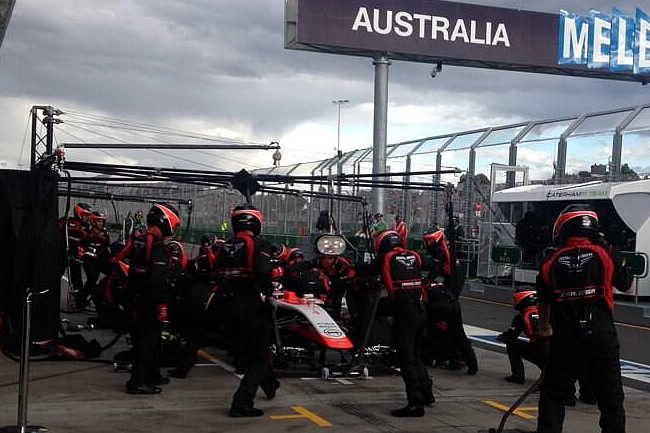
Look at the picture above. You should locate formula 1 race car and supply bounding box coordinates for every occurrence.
[270,288,359,378]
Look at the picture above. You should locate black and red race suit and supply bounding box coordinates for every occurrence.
[188,244,216,282]
[499,305,548,381]
[423,241,478,374]
[281,258,330,301]
[58,217,90,294]
[79,226,110,308]
[317,255,356,320]
[119,226,176,388]
[423,240,454,293]
[213,231,277,410]
[380,247,431,408]
[394,220,408,246]
[536,236,632,433]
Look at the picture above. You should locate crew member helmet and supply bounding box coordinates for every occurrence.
[422,227,444,248]
[270,243,287,261]
[373,230,403,254]
[512,289,538,311]
[147,203,181,237]
[231,204,262,235]
[287,247,304,263]
[74,202,92,220]
[201,233,216,247]
[552,204,599,244]
[90,211,107,227]
[134,210,144,220]
[109,239,127,256]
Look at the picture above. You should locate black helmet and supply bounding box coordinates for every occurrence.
[422,226,444,248]
[231,204,262,235]
[552,204,599,244]
[90,211,107,227]
[109,239,127,256]
[147,203,181,237]
[74,202,92,220]
[201,233,216,247]
[373,230,403,254]
[270,243,287,261]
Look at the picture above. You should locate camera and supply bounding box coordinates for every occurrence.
[430,61,443,79]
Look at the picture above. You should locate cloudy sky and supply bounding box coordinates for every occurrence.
[1,0,649,182]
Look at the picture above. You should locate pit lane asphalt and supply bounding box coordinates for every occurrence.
[1,296,649,433]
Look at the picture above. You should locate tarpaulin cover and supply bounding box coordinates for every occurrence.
[0,169,61,352]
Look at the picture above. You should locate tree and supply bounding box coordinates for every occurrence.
[458,173,490,185]
[621,163,638,180]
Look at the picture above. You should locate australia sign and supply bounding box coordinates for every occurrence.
[285,0,649,84]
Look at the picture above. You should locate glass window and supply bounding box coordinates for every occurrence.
[518,118,576,144]
[444,130,487,151]
[623,106,650,132]
[389,140,422,157]
[412,136,453,155]
[569,109,634,137]
[478,125,527,148]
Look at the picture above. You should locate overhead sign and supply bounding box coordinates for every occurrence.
[285,0,650,84]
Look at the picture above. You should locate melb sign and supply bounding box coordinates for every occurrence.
[285,0,650,84]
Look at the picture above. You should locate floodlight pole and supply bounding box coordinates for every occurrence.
[333,99,349,232]
[372,54,390,215]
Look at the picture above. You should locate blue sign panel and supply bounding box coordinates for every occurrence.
[558,7,650,76]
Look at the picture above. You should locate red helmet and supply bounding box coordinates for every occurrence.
[74,202,92,220]
[374,230,403,254]
[231,204,262,235]
[287,247,304,263]
[422,227,444,248]
[552,204,598,244]
[90,211,107,227]
[147,203,181,237]
[512,290,537,311]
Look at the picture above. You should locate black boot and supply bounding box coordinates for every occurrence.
[424,379,435,405]
[125,383,162,395]
[261,377,280,399]
[505,375,525,384]
[391,406,424,417]
[230,406,264,417]
[466,350,478,375]
[168,368,187,379]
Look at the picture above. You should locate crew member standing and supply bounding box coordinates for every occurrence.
[535,204,633,433]
[375,230,433,417]
[79,211,110,310]
[59,202,93,307]
[116,203,182,394]
[422,227,478,374]
[393,214,408,247]
[214,204,279,417]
